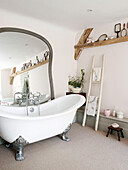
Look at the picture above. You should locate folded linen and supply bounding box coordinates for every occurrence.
[87,96,98,116]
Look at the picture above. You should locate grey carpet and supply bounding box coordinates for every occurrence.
[0,123,128,170]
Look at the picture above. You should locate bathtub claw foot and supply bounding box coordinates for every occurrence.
[13,136,28,161]
[5,142,12,148]
[61,123,72,142]
[61,135,70,142]
[16,149,24,161]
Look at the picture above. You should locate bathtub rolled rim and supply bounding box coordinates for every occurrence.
[0,94,85,120]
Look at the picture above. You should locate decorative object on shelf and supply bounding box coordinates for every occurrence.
[41,57,45,62]
[35,56,40,64]
[44,51,49,60]
[23,63,26,70]
[104,109,111,117]
[26,63,29,68]
[112,106,116,117]
[97,34,108,41]
[86,37,92,43]
[120,23,127,37]
[29,60,32,67]
[68,69,85,93]
[91,40,95,43]
[114,23,121,38]
[74,28,93,60]
[117,111,124,119]
[109,36,114,39]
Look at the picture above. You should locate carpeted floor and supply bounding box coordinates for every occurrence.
[0,123,128,170]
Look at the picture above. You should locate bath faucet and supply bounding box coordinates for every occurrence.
[28,99,36,105]
[33,92,41,102]
[26,92,40,116]
[14,92,23,105]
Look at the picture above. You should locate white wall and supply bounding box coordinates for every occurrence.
[1,69,12,98]
[29,63,50,95]
[12,64,50,96]
[12,74,22,94]
[0,9,77,98]
[76,19,128,117]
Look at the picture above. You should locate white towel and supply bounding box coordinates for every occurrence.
[92,67,101,82]
[87,96,98,116]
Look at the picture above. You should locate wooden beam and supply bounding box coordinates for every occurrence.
[74,28,93,60]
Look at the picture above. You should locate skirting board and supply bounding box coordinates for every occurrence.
[76,109,128,139]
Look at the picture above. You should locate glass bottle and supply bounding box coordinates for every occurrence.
[112,106,116,117]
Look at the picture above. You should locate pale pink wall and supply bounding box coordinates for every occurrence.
[0,9,77,98]
[76,19,128,117]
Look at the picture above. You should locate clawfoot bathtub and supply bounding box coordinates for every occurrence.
[0,94,85,161]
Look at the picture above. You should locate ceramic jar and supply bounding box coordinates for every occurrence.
[104,109,111,117]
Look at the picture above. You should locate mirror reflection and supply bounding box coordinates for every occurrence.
[0,30,52,106]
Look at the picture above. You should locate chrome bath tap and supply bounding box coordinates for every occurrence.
[26,92,40,116]
[14,92,23,105]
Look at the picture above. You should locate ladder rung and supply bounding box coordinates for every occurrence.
[92,81,101,84]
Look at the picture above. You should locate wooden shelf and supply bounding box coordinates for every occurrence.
[100,113,128,123]
[74,36,128,49]
[10,59,49,84]
[78,107,128,123]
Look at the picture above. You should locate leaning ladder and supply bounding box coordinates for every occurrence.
[82,55,105,131]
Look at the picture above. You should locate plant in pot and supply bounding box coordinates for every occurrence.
[68,69,85,93]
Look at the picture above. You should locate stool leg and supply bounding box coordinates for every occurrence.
[106,129,111,137]
[110,129,113,134]
[121,130,124,138]
[117,131,120,141]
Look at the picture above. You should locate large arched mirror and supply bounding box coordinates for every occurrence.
[0,27,54,106]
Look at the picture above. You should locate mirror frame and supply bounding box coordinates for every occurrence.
[0,27,54,100]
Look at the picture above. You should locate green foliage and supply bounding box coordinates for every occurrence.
[22,79,29,94]
[68,69,85,88]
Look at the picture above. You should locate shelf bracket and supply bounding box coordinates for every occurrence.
[74,28,93,60]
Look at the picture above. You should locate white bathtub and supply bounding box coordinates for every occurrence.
[0,94,85,144]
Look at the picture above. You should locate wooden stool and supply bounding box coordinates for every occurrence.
[106,126,124,141]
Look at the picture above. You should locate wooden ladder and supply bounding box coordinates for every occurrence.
[82,55,105,131]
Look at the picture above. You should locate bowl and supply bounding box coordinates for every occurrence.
[117,112,124,119]
[71,88,81,93]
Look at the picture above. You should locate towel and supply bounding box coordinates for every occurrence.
[87,96,98,116]
[92,67,101,82]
